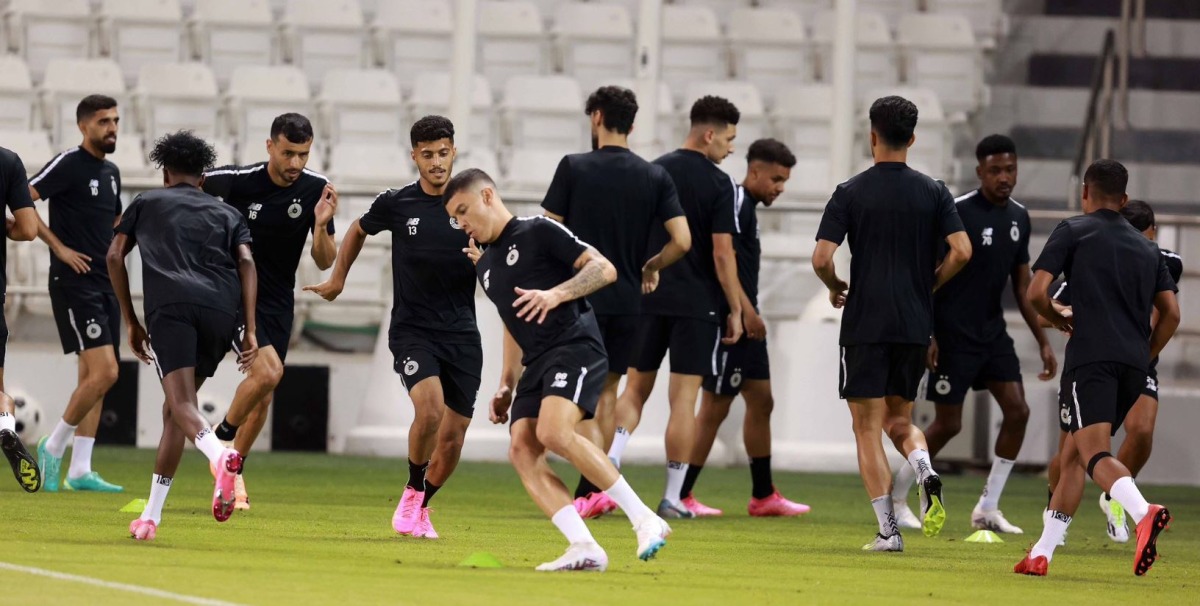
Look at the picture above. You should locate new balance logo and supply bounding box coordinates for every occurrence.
[551,372,568,388]
[981,227,994,246]
[249,203,263,220]
[406,218,420,226]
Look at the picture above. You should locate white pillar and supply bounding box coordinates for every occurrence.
[450,0,478,152]
[631,0,663,151]
[829,0,857,183]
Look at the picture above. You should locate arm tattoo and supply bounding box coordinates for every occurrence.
[557,258,609,301]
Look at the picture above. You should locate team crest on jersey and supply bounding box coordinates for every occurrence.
[506,245,519,266]
[89,179,99,196]
[111,176,118,195]
[934,376,952,395]
[403,358,419,376]
[449,217,461,230]
[730,370,743,388]
[1010,221,1020,242]
[483,269,490,290]
[981,227,993,247]
[85,320,101,340]
[288,199,302,219]
[551,373,569,389]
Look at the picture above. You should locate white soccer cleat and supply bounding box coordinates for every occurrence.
[535,542,608,572]
[972,506,1024,534]
[893,499,922,530]
[633,515,671,561]
[862,533,904,552]
[1099,493,1129,543]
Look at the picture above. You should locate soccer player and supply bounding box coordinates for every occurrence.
[305,116,477,539]
[681,139,810,518]
[31,95,125,493]
[1015,160,1178,577]
[607,96,748,519]
[108,131,258,539]
[1,145,41,492]
[812,96,972,551]
[444,169,672,572]
[203,113,338,508]
[891,134,1056,534]
[540,86,691,518]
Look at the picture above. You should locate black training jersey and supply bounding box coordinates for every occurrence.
[359,181,478,342]
[202,163,334,313]
[116,184,252,317]
[933,190,1031,352]
[734,185,762,308]
[541,146,684,317]
[29,146,122,285]
[1053,248,1183,305]
[815,162,966,347]
[642,149,738,321]
[475,216,602,365]
[2,146,35,296]
[1033,209,1177,373]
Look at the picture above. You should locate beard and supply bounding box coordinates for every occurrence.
[97,139,116,154]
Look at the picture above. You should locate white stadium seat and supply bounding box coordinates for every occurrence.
[281,0,368,89]
[553,2,635,96]
[682,81,767,147]
[107,132,155,179]
[370,0,452,94]
[40,59,128,148]
[225,65,313,152]
[209,138,235,167]
[727,7,811,104]
[924,0,1007,48]
[306,245,389,328]
[503,147,572,194]
[896,14,985,116]
[317,69,403,146]
[98,0,186,86]
[857,0,920,27]
[755,0,830,20]
[2,0,93,81]
[477,1,547,94]
[771,84,834,160]
[660,5,726,102]
[861,87,950,178]
[501,75,586,151]
[0,56,37,132]
[134,62,221,143]
[812,11,897,90]
[788,156,834,197]
[0,129,54,176]
[672,0,753,23]
[407,72,496,152]
[327,142,414,188]
[189,0,277,88]
[613,78,676,151]
[717,154,747,183]
[455,148,501,182]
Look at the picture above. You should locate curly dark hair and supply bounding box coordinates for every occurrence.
[149,130,217,177]
[746,138,796,168]
[411,115,455,147]
[975,134,1017,162]
[869,95,919,149]
[1084,159,1128,200]
[585,86,638,135]
[689,95,740,128]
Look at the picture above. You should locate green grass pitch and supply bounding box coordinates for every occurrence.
[1,448,1197,605]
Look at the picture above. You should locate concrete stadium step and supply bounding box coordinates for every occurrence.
[1028,54,1200,91]
[1045,0,1200,20]
[984,86,1200,131]
[1010,125,1200,164]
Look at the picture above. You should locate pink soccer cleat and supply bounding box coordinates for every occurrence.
[392,486,424,535]
[748,489,811,517]
[129,519,157,541]
[212,449,243,523]
[411,507,439,539]
[574,492,618,519]
[681,493,723,517]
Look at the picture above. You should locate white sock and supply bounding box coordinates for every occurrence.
[140,474,173,525]
[0,412,15,433]
[1109,476,1151,524]
[608,427,631,468]
[1031,510,1071,561]
[194,427,226,464]
[870,495,899,537]
[907,448,936,483]
[551,504,596,545]
[663,461,687,505]
[977,457,1015,511]
[892,464,916,502]
[46,419,77,457]
[604,475,655,525]
[68,437,95,480]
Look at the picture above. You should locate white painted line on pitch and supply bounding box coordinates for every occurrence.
[0,561,246,606]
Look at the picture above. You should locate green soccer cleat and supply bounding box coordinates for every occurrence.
[63,471,125,492]
[1,429,41,493]
[36,436,62,493]
[920,475,946,538]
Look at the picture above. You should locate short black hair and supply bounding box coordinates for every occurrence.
[410,115,455,147]
[149,130,217,177]
[1083,159,1128,200]
[270,113,314,144]
[76,94,118,123]
[1121,199,1155,231]
[442,168,496,203]
[689,95,740,128]
[975,134,1017,162]
[746,138,796,168]
[585,86,638,135]
[868,95,919,149]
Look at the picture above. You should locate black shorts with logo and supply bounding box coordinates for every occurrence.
[630,314,722,377]
[148,303,238,379]
[703,335,770,397]
[390,328,483,419]
[1058,362,1145,435]
[839,344,926,401]
[596,314,638,376]
[1143,358,1162,400]
[926,337,1022,405]
[49,280,120,355]
[511,341,607,423]
[247,305,295,363]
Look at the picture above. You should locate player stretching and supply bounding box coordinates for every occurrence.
[108,131,258,539]
[892,135,1056,534]
[306,116,478,539]
[204,113,338,508]
[1,145,41,492]
[32,95,125,493]
[1016,160,1178,577]
[445,169,671,572]
[540,86,691,518]
[607,96,747,519]
[812,96,971,551]
[682,139,809,518]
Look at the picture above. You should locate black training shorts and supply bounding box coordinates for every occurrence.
[839,344,926,401]
[511,341,607,423]
[147,303,238,379]
[390,329,482,419]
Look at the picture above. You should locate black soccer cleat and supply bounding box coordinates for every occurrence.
[1,429,42,493]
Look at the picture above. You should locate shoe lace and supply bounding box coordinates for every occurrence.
[402,492,420,518]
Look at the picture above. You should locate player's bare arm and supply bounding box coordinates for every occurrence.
[105,233,149,365]
[1149,289,1180,361]
[1028,269,1072,334]
[234,242,259,372]
[811,239,848,308]
[513,247,616,324]
[309,182,338,270]
[934,231,972,291]
[642,216,692,294]
[6,206,37,241]
[304,219,367,301]
[491,326,523,424]
[713,233,744,344]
